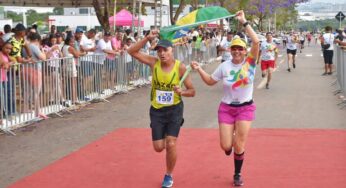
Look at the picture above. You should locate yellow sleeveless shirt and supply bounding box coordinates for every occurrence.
[151,60,182,109]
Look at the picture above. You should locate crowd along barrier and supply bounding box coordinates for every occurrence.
[0,43,218,134]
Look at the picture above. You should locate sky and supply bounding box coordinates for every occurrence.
[309,0,346,3]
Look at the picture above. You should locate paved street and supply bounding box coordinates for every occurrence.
[1,43,346,188]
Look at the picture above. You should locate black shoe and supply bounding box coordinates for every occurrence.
[60,101,70,107]
[266,83,269,89]
[327,72,332,75]
[293,63,296,69]
[321,72,328,76]
[233,174,244,186]
[287,68,291,72]
[225,149,232,156]
[261,73,265,78]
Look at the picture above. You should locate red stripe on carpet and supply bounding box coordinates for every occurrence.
[8,128,346,188]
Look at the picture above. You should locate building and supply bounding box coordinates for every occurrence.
[49,0,172,32]
[0,7,13,31]
[48,0,213,32]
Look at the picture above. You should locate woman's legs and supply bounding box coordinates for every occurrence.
[219,123,235,155]
[233,120,252,186]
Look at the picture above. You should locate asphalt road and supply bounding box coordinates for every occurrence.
[1,43,346,188]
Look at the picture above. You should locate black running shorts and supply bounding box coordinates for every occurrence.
[149,102,184,141]
[287,49,297,55]
[323,50,333,64]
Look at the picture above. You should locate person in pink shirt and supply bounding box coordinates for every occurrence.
[111,30,124,51]
[0,41,14,125]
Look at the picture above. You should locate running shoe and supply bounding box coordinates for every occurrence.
[293,63,296,68]
[162,174,173,188]
[321,72,328,76]
[233,174,244,186]
[287,68,291,72]
[225,149,232,156]
[261,73,265,78]
[266,83,269,89]
[328,72,332,75]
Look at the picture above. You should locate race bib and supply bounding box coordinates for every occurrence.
[156,90,174,105]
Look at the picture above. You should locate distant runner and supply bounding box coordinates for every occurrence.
[259,32,278,89]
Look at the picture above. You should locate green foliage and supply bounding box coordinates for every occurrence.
[297,19,344,32]
[6,9,51,29]
[53,7,64,15]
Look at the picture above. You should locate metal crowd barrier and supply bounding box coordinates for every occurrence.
[0,44,218,133]
[173,39,218,65]
[334,46,346,109]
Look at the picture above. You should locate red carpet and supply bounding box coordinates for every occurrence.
[9,128,346,188]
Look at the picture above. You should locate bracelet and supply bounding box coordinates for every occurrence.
[243,22,249,27]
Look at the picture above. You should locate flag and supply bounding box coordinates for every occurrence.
[160,6,236,41]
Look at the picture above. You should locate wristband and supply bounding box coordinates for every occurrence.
[243,22,249,27]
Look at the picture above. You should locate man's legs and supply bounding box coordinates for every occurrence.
[287,53,292,72]
[266,68,273,89]
[153,136,177,188]
[165,136,178,174]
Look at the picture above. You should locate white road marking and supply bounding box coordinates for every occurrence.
[257,59,284,89]
[257,77,268,89]
[306,54,312,57]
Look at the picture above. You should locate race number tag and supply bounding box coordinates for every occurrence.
[156,90,174,105]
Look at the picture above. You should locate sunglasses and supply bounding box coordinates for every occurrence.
[230,46,245,52]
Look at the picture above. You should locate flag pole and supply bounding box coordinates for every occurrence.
[113,0,117,32]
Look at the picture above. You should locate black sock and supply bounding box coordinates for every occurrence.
[234,152,245,175]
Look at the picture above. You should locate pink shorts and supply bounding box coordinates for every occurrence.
[218,102,256,125]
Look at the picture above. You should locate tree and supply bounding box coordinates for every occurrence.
[6,11,22,22]
[169,0,187,25]
[53,7,64,15]
[244,0,308,31]
[215,0,308,31]
[92,0,147,32]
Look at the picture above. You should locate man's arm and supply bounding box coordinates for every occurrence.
[127,30,159,68]
[173,63,195,97]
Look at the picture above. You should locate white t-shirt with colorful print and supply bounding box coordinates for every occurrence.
[287,35,297,50]
[260,41,277,61]
[211,54,256,104]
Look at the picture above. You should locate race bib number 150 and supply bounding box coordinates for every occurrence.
[156,90,174,105]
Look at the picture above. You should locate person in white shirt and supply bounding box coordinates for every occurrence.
[191,10,260,187]
[258,32,278,89]
[96,31,119,90]
[286,32,299,72]
[218,31,234,62]
[321,26,335,75]
[80,29,97,96]
[2,24,13,42]
[299,33,305,53]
